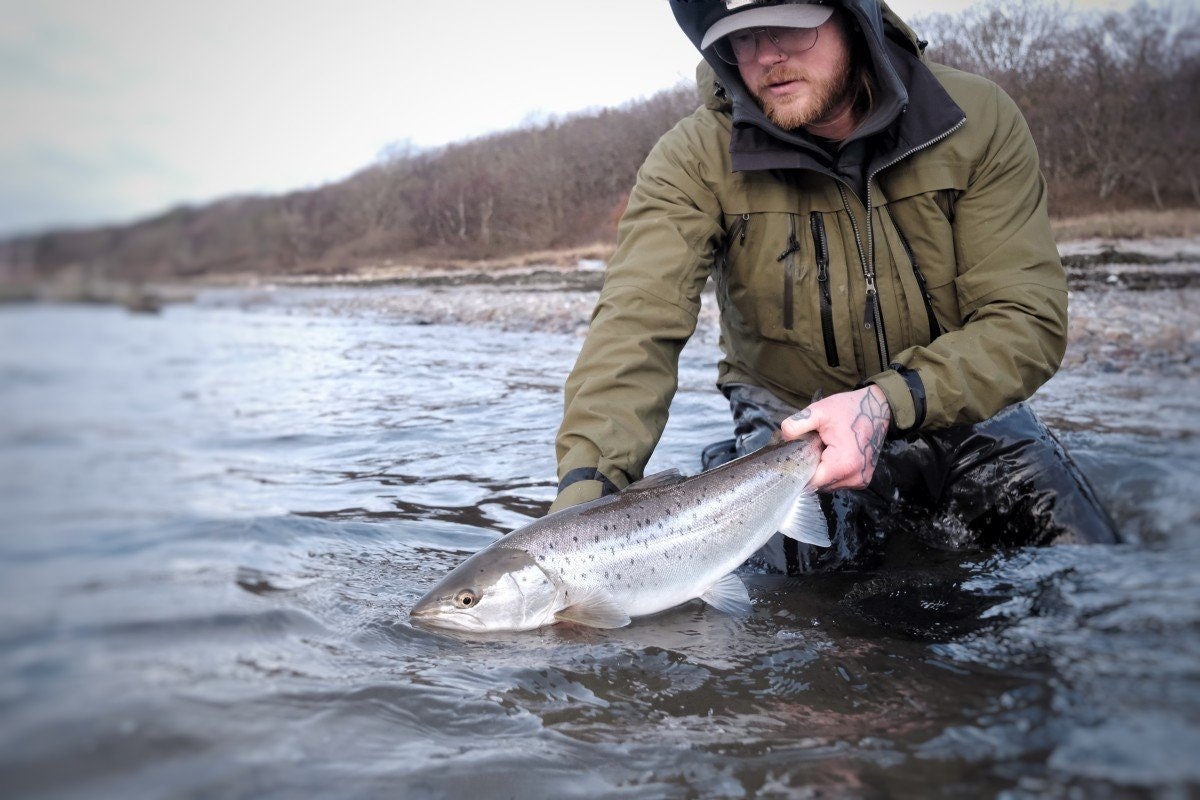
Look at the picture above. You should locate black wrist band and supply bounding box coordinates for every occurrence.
[558,467,619,497]
[890,363,927,433]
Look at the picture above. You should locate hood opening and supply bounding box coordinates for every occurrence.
[671,0,915,156]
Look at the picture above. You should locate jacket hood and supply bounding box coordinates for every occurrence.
[672,0,926,157]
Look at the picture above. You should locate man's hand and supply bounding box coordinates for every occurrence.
[781,385,891,492]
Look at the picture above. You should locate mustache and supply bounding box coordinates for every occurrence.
[756,67,808,91]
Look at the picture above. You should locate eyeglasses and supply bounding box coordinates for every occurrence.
[712,26,819,65]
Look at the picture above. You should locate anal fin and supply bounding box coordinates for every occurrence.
[779,490,831,547]
[700,572,752,615]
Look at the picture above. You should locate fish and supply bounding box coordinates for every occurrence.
[409,433,829,632]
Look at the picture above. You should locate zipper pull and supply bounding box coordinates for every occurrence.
[863,275,878,330]
[739,213,749,244]
[776,235,799,262]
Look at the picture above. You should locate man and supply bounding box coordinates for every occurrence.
[551,0,1117,571]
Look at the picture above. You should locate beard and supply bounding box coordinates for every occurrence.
[754,60,855,131]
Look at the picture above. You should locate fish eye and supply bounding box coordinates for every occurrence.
[454,589,479,609]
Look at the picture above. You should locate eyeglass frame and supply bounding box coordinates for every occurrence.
[710,25,821,66]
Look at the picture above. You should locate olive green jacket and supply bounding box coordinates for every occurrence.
[552,23,1066,511]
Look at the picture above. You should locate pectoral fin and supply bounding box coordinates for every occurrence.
[700,572,752,615]
[555,590,631,629]
[779,491,831,547]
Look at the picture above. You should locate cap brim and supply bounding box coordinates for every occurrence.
[701,5,836,50]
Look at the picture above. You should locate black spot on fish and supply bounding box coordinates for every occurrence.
[572,535,578,542]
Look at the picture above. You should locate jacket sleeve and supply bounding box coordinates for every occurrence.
[551,119,723,512]
[870,81,1068,432]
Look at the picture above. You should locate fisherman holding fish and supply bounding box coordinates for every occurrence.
[551,0,1118,570]
[410,0,1120,631]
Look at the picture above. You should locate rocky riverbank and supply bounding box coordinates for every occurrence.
[165,235,1195,381]
[10,236,1200,378]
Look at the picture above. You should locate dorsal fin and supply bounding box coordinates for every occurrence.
[623,469,687,493]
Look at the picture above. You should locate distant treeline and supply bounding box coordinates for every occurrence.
[2,0,1196,283]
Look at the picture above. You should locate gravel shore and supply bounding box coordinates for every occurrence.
[241,237,1199,379]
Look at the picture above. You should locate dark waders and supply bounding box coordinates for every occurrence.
[701,384,1120,575]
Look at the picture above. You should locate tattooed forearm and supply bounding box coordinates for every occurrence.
[849,389,890,485]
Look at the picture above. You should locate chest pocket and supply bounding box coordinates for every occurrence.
[878,162,968,334]
[715,209,829,358]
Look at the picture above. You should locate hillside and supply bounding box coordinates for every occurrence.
[0,0,1195,291]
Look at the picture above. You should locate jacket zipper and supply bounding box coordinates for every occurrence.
[809,211,840,367]
[716,214,750,298]
[733,213,749,246]
[839,117,968,371]
[892,218,942,340]
[836,183,888,368]
[777,215,800,329]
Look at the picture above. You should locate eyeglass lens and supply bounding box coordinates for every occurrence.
[714,27,819,65]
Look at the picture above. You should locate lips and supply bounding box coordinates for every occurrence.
[765,79,802,95]
[760,69,806,95]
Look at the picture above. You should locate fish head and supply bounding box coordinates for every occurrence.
[409,547,560,632]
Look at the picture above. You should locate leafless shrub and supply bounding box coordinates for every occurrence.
[3,1,1195,284]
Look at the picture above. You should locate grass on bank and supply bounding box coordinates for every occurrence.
[1050,208,1200,241]
[420,208,1200,273]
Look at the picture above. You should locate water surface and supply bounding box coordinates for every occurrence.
[1,287,1197,798]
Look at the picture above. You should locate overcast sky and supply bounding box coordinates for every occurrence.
[1,0,1136,237]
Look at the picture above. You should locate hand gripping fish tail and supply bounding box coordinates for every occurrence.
[409,433,828,632]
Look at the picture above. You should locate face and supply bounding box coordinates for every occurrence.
[409,547,561,632]
[734,16,855,133]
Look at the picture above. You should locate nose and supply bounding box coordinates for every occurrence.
[754,31,788,65]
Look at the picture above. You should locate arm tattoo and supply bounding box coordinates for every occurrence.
[849,390,890,485]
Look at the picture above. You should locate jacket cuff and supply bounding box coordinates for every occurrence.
[549,479,608,514]
[867,365,926,436]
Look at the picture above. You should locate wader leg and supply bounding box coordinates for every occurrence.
[915,402,1120,548]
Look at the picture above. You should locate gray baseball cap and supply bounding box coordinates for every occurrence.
[700,1,836,50]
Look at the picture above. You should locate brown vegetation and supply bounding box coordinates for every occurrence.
[0,0,1196,288]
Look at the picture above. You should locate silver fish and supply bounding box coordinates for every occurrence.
[409,433,829,632]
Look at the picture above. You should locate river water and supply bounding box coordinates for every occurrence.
[1,284,1198,798]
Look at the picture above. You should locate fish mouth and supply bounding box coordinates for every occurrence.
[408,603,483,632]
[408,601,448,625]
